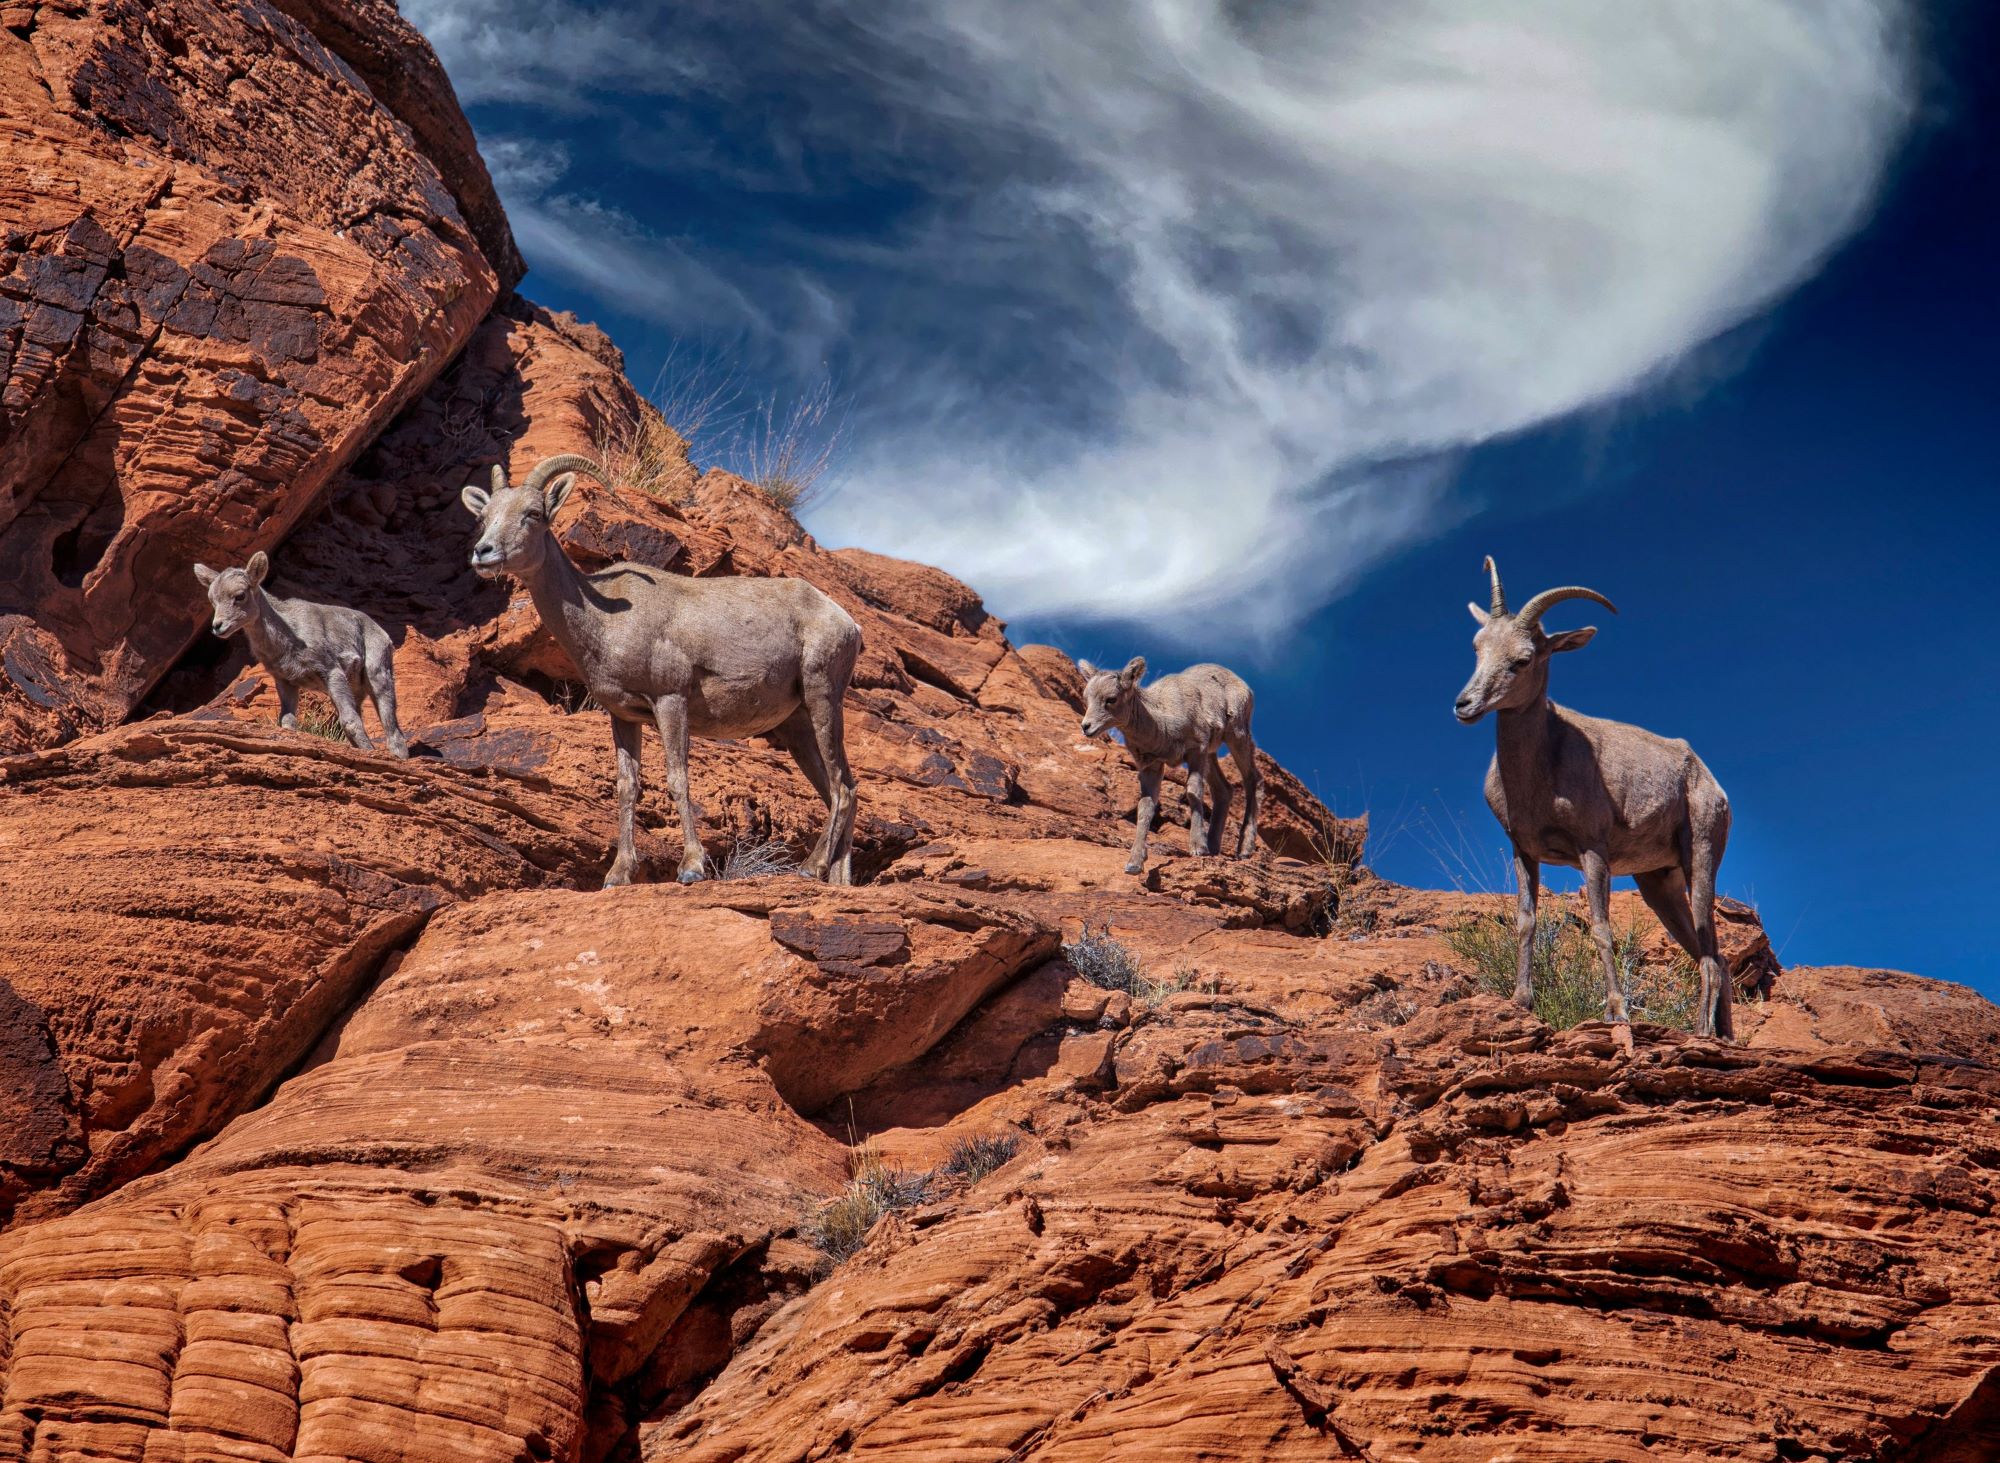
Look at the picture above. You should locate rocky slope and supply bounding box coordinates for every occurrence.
[2,6,1998,1463]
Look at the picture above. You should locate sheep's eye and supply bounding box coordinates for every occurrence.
[1511,657,1532,670]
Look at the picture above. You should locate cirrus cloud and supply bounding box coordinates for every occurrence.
[408,0,1915,637]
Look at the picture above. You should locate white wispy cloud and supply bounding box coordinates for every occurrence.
[409,0,1914,637]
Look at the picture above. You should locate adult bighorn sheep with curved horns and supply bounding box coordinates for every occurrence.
[463,454,863,886]
[1454,557,1736,1039]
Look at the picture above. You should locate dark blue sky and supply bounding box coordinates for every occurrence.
[423,1,1995,992]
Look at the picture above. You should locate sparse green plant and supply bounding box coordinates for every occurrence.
[803,1143,933,1268]
[1443,896,1700,1032]
[720,835,797,880]
[941,1132,1019,1185]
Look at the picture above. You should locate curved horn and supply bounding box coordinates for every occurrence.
[1484,555,1506,616]
[1515,585,1619,632]
[521,454,613,496]
[489,463,506,491]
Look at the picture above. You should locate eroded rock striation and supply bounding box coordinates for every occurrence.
[2,6,1997,1462]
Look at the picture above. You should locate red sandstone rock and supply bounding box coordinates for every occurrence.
[0,0,510,752]
[0,718,630,1227]
[3,11,1997,1454]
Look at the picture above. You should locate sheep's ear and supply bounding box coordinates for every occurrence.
[544,473,575,517]
[461,485,491,517]
[193,563,217,588]
[1467,602,1490,626]
[1119,655,1146,685]
[1076,659,1098,678]
[1546,626,1597,655]
[245,551,269,586]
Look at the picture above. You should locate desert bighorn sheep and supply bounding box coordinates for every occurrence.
[1077,657,1261,875]
[463,454,863,886]
[1455,558,1735,1038]
[193,552,410,758]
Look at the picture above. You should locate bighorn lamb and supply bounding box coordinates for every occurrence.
[1077,657,1261,874]
[1455,558,1735,1038]
[193,552,410,758]
[463,454,863,886]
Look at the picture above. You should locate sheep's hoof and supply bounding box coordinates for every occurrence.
[677,866,706,885]
[603,866,635,889]
[1605,1002,1631,1025]
[1123,859,1145,876]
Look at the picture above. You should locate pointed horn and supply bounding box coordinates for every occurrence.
[1515,585,1619,632]
[489,463,505,491]
[521,454,612,496]
[1484,555,1506,616]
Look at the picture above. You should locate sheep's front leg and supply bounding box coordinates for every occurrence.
[605,716,645,888]
[275,677,300,730]
[322,673,375,752]
[1512,847,1539,1009]
[1582,849,1630,1024]
[655,694,706,884]
[1126,761,1162,875]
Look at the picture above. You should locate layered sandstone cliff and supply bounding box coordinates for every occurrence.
[1,6,1996,1463]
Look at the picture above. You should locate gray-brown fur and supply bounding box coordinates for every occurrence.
[463,454,863,886]
[1077,656,1261,874]
[193,552,410,758]
[1455,557,1734,1038]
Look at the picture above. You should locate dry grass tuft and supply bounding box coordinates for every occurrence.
[294,695,347,743]
[1061,926,1211,1010]
[941,1133,1019,1185]
[591,407,696,506]
[720,835,798,881]
[737,379,841,513]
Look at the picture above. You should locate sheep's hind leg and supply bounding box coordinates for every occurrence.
[1230,725,1262,857]
[1690,800,1734,1040]
[1633,866,1704,1028]
[655,694,707,884]
[604,715,646,887]
[276,677,300,730]
[1582,849,1630,1024]
[364,638,409,759]
[1204,753,1231,857]
[1512,847,1539,1009]
[323,672,375,752]
[772,705,833,877]
[802,677,857,886]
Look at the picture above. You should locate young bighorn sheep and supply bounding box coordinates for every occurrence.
[463,454,863,886]
[1455,558,1735,1038]
[1077,657,1261,874]
[193,552,410,758]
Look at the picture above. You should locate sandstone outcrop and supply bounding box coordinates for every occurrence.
[0,0,513,753]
